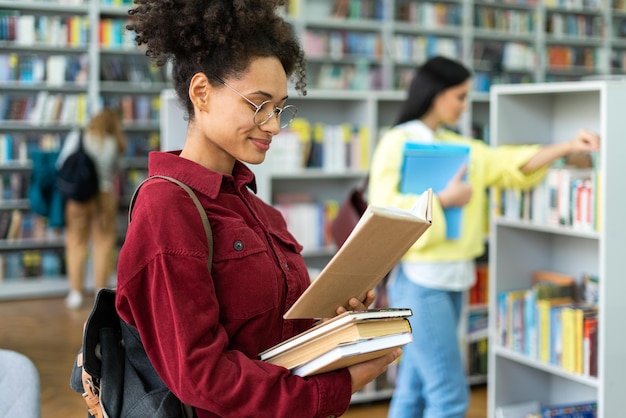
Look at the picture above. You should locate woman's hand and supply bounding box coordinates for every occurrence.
[335,290,376,316]
[348,348,403,393]
[437,164,472,208]
[569,129,600,153]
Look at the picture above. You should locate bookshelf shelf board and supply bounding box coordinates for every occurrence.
[472,30,536,43]
[0,124,75,133]
[0,83,88,93]
[0,1,88,14]
[0,278,68,301]
[99,81,171,94]
[99,5,133,16]
[494,219,600,240]
[0,238,65,252]
[493,346,599,389]
[0,42,89,54]
[393,22,462,37]
[0,199,31,211]
[305,18,383,31]
[0,161,32,172]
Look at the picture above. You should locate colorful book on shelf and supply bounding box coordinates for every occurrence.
[260,308,412,370]
[399,142,469,239]
[290,331,413,377]
[284,188,432,319]
[532,270,576,300]
[540,400,597,418]
[536,297,573,364]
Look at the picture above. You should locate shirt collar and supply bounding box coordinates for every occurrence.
[396,120,438,143]
[147,151,258,199]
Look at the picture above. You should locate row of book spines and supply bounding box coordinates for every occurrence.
[0,92,161,125]
[303,30,382,60]
[474,6,535,33]
[100,55,170,83]
[0,131,157,167]
[496,288,598,377]
[274,201,338,251]
[0,209,61,241]
[469,263,489,305]
[0,14,88,47]
[546,13,603,37]
[284,0,385,20]
[0,54,168,86]
[547,46,603,69]
[398,2,462,27]
[99,18,136,49]
[0,92,88,126]
[100,0,133,5]
[392,35,460,66]
[539,401,597,418]
[0,53,87,85]
[496,166,597,231]
[546,0,602,10]
[274,119,371,172]
[313,62,384,90]
[467,339,488,377]
[101,94,161,123]
[0,250,65,282]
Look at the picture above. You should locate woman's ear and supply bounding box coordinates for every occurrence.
[189,73,211,112]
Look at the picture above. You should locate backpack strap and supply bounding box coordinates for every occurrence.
[128,175,213,269]
[75,176,211,418]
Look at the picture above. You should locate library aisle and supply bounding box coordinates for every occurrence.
[0,295,487,418]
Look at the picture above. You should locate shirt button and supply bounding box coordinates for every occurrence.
[233,240,244,251]
[284,262,290,271]
[327,415,336,418]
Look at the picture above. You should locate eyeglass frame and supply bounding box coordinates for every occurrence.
[214,76,297,128]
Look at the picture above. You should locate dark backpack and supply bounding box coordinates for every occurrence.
[70,176,213,418]
[57,132,99,202]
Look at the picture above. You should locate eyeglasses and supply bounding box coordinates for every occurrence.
[216,77,297,128]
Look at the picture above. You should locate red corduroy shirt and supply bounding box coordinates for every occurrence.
[116,151,352,418]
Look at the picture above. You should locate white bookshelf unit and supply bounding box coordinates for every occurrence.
[488,80,626,417]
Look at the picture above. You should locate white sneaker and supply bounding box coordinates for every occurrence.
[65,290,83,309]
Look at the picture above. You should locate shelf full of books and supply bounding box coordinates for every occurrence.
[488,80,626,417]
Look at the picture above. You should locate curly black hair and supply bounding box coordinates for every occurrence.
[127,0,307,119]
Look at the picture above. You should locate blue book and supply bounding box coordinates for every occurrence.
[541,400,597,418]
[399,142,470,239]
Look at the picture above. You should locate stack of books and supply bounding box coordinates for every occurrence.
[259,188,433,377]
[259,308,413,377]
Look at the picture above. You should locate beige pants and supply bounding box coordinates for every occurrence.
[64,191,118,292]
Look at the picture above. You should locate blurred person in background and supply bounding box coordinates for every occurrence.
[57,108,126,309]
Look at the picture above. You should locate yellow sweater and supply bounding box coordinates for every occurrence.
[369,126,546,262]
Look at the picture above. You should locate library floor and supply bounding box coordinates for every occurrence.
[0,295,487,418]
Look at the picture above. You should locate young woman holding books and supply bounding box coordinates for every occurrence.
[368,56,599,418]
[115,1,399,417]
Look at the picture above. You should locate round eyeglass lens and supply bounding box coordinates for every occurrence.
[254,101,297,128]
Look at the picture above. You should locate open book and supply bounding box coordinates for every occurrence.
[284,188,432,319]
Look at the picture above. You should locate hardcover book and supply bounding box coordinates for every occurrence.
[284,188,432,319]
[260,308,412,370]
[291,331,413,377]
[399,142,469,239]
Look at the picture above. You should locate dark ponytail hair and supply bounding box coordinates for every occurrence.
[395,56,471,126]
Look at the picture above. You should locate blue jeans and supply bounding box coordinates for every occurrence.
[387,267,469,418]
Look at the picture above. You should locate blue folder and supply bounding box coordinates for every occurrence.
[399,142,470,239]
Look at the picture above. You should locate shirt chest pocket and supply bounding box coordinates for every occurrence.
[211,226,281,320]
